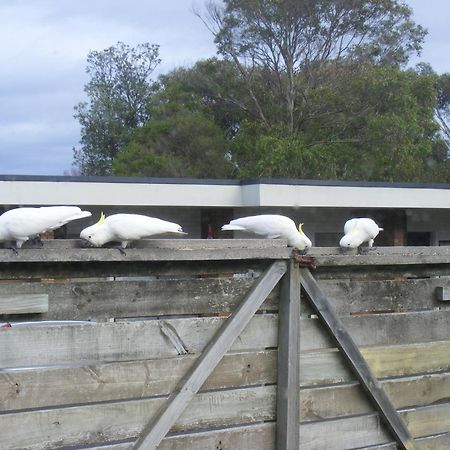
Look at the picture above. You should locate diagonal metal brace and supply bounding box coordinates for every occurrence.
[133,260,287,449]
[299,268,418,450]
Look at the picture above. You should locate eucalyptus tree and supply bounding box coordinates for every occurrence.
[73,42,160,175]
[200,0,427,133]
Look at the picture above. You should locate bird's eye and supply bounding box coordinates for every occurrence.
[88,235,92,239]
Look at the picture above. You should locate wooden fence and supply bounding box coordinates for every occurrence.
[0,240,449,449]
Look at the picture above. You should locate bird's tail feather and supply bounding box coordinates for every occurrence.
[221,224,246,231]
[378,227,384,231]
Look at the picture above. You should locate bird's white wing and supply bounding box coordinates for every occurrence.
[225,215,294,238]
[1,206,91,238]
[343,218,358,235]
[106,214,182,240]
[43,207,92,230]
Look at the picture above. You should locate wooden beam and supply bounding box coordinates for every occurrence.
[299,268,418,450]
[277,259,300,450]
[132,260,287,449]
[0,294,48,314]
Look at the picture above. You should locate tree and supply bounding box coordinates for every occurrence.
[436,73,450,146]
[230,67,441,182]
[73,42,160,175]
[200,0,426,134]
[112,111,232,178]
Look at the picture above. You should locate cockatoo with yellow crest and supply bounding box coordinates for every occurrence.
[80,213,187,248]
[221,214,312,251]
[0,206,92,249]
[339,218,383,248]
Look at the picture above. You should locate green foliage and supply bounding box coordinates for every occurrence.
[112,111,231,178]
[230,67,442,182]
[205,0,426,133]
[73,42,160,175]
[72,3,449,184]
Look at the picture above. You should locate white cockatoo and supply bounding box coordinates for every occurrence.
[221,214,312,251]
[339,218,383,248]
[80,213,187,248]
[0,206,92,248]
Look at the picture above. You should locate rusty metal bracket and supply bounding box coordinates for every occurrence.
[292,250,316,269]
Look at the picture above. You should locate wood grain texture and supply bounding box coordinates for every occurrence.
[0,294,48,314]
[3,339,450,412]
[277,260,300,450]
[0,277,279,321]
[301,340,450,387]
[318,278,450,315]
[4,310,450,368]
[0,314,279,368]
[300,402,450,449]
[132,261,286,449]
[300,268,416,450]
[0,385,277,450]
[300,310,450,351]
[301,372,450,421]
[0,351,277,412]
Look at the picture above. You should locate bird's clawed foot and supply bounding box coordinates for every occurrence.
[8,247,19,256]
[30,235,44,247]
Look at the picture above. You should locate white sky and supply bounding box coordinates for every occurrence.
[0,0,448,175]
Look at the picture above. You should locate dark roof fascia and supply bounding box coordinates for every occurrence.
[0,175,242,185]
[243,178,450,190]
[0,175,449,190]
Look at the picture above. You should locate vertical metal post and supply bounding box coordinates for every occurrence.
[277,259,300,449]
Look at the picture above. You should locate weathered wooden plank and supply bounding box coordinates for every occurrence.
[0,314,279,368]
[0,278,279,321]
[3,339,450,412]
[318,278,450,315]
[0,243,292,264]
[300,310,450,351]
[132,261,286,449]
[70,425,450,450]
[3,395,450,450]
[301,340,450,387]
[300,402,450,449]
[301,372,450,421]
[314,264,450,280]
[4,309,450,368]
[300,268,417,450]
[0,260,271,280]
[0,385,277,450]
[161,422,276,450]
[33,423,277,450]
[277,259,300,450]
[308,246,450,258]
[356,431,450,449]
[0,350,277,412]
[0,294,48,314]
[11,238,288,250]
[310,246,450,267]
[436,286,450,301]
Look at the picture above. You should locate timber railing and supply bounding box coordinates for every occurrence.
[0,240,449,449]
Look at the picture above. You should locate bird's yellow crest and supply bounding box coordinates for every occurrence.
[96,212,106,225]
[298,223,304,235]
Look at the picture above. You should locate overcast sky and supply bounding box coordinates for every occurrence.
[0,0,448,176]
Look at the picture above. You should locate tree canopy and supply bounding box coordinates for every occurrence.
[73,42,160,175]
[72,1,450,183]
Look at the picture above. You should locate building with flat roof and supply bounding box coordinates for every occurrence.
[1,175,449,246]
